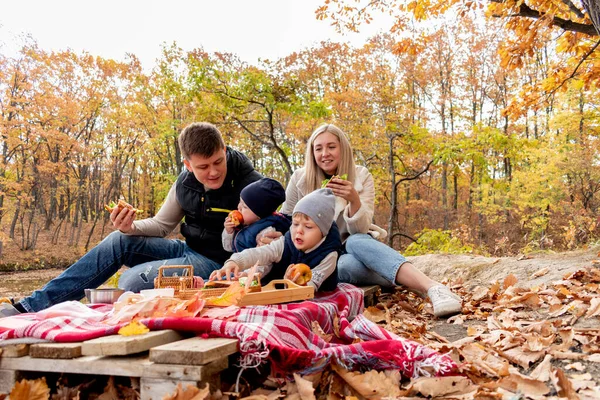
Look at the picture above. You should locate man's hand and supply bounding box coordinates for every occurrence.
[256,230,283,247]
[111,204,136,233]
[224,217,236,234]
[209,261,240,281]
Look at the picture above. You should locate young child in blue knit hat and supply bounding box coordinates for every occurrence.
[211,188,342,292]
[222,177,291,253]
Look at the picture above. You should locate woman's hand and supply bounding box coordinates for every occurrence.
[325,177,361,216]
[209,261,240,281]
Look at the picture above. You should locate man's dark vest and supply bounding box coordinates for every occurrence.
[176,147,262,264]
[232,213,291,253]
[263,222,341,292]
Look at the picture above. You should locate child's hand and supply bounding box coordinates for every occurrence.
[209,261,240,281]
[224,217,235,234]
[284,263,312,286]
[256,229,283,246]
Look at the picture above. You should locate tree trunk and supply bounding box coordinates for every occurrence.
[582,0,600,34]
[387,134,398,247]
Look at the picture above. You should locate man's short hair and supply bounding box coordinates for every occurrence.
[178,122,226,159]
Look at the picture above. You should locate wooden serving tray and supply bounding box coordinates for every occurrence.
[237,279,314,306]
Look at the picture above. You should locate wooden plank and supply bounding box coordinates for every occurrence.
[150,337,238,365]
[360,285,380,307]
[81,330,183,356]
[30,343,82,359]
[0,344,29,358]
[0,369,20,393]
[0,355,228,381]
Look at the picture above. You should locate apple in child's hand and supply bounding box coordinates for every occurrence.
[286,263,312,286]
[228,210,244,226]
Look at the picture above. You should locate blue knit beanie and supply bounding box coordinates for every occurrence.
[240,178,286,218]
[293,188,336,236]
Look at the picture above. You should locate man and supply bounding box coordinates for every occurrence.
[1,122,262,315]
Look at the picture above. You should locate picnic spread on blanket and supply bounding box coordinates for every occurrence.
[0,281,457,379]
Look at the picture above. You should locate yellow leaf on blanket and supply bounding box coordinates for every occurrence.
[118,320,149,336]
[205,282,245,307]
[10,378,50,400]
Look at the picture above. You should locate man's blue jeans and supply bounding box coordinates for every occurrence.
[337,233,406,287]
[20,232,221,312]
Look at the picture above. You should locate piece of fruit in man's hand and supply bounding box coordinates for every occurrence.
[104,199,144,214]
[229,210,244,226]
[321,173,348,188]
[287,263,312,286]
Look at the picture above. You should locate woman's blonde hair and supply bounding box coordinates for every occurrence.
[304,124,356,193]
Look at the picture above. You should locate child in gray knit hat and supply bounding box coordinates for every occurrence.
[210,188,342,291]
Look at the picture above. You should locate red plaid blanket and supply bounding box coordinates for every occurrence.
[0,284,456,378]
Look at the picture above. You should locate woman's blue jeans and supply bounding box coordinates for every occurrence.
[20,231,221,312]
[338,233,406,287]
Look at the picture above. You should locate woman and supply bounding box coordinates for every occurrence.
[271,124,462,317]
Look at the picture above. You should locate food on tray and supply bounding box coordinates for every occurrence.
[321,173,348,188]
[204,280,235,289]
[287,263,312,286]
[228,210,244,226]
[239,276,261,292]
[104,199,143,214]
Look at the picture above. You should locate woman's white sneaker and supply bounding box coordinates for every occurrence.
[427,285,462,317]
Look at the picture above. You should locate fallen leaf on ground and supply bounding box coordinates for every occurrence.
[585,297,600,317]
[333,364,402,398]
[362,306,387,323]
[530,354,553,381]
[293,373,316,400]
[10,378,50,400]
[408,376,476,398]
[551,368,578,400]
[98,376,118,400]
[497,373,549,396]
[163,383,209,400]
[531,267,549,278]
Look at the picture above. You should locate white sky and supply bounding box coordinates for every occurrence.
[0,0,390,68]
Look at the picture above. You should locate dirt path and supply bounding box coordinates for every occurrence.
[409,245,600,288]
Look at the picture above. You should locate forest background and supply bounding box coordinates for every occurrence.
[1,0,600,271]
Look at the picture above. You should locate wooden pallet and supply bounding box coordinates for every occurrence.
[0,330,239,400]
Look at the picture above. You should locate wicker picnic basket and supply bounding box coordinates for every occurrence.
[154,265,194,295]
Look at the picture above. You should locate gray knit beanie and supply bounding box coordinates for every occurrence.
[293,188,336,236]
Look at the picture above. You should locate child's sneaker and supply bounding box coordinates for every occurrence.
[0,303,21,318]
[427,285,462,317]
